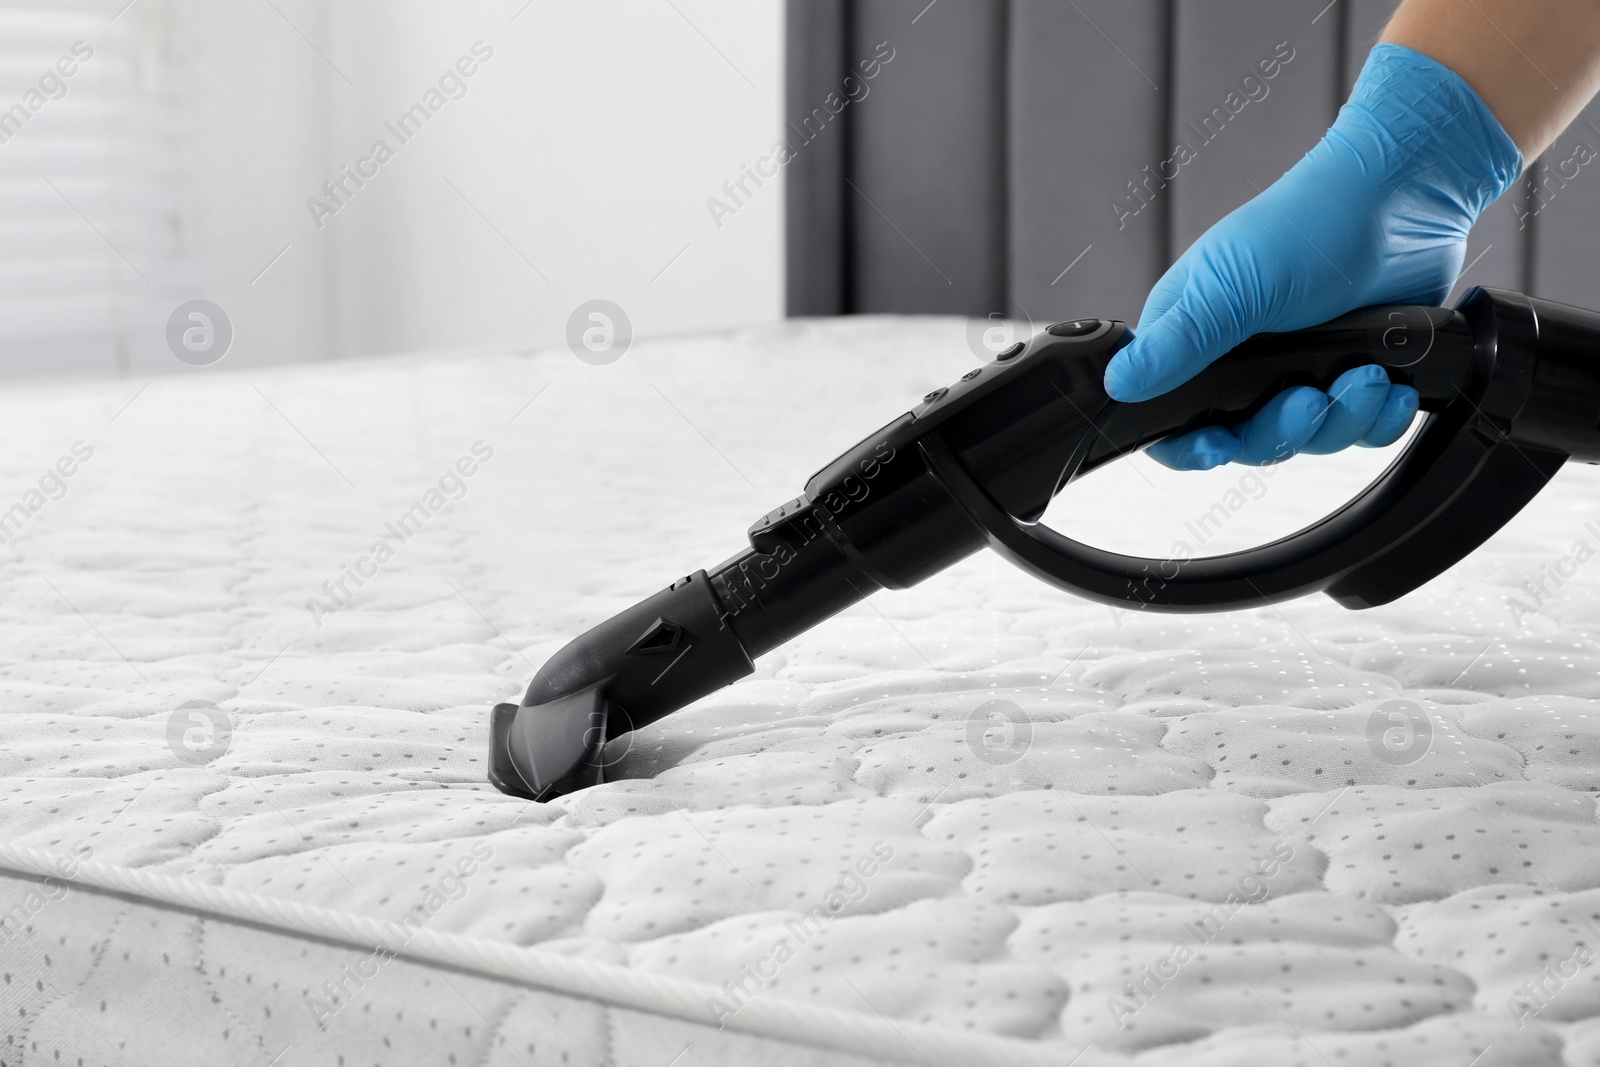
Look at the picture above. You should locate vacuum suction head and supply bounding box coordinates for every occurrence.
[488,687,608,800]
[488,571,754,801]
[489,288,1600,800]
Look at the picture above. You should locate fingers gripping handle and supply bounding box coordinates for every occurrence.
[924,287,1572,611]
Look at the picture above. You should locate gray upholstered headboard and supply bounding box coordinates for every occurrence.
[786,0,1592,324]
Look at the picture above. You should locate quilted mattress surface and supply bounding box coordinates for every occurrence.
[3,316,1600,1067]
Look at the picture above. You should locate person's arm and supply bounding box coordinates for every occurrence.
[1108,0,1600,471]
[1385,0,1600,158]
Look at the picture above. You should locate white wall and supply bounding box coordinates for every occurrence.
[158,0,339,373]
[1,0,785,377]
[324,0,785,361]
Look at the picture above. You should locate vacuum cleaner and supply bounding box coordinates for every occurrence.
[487,286,1600,801]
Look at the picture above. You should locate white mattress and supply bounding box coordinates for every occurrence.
[3,315,1600,1066]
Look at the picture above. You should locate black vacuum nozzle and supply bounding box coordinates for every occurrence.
[488,571,755,801]
[491,288,1600,800]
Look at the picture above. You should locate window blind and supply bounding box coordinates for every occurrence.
[0,0,193,375]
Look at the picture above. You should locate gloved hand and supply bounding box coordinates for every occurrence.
[1105,43,1523,470]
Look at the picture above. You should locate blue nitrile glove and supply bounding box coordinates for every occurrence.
[1105,43,1523,470]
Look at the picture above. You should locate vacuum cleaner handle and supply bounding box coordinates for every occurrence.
[915,287,1587,614]
[918,285,1586,610]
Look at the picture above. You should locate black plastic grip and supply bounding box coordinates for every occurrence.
[923,287,1578,611]
[938,304,1479,523]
